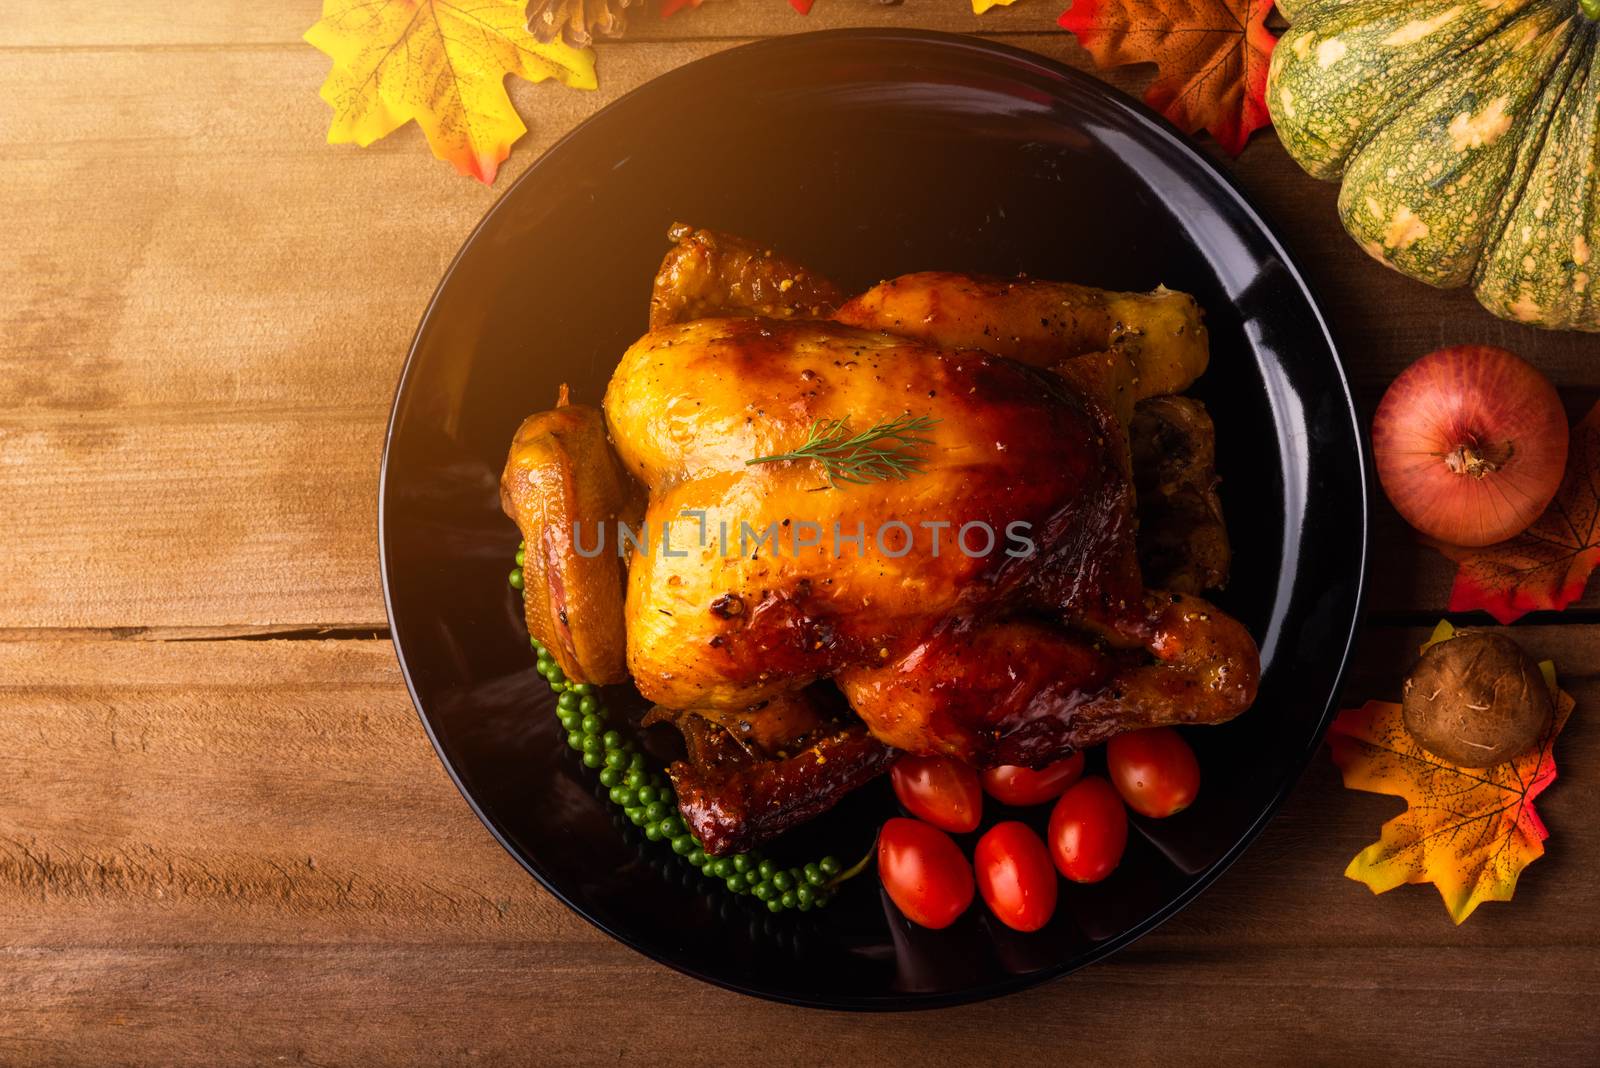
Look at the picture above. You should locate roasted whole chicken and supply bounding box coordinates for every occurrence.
[502,225,1260,855]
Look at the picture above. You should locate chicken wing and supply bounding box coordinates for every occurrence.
[500,391,640,684]
[649,223,845,328]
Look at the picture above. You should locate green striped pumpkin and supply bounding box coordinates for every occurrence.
[1268,0,1600,331]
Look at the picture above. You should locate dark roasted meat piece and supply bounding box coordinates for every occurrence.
[659,714,897,857]
[1130,396,1231,593]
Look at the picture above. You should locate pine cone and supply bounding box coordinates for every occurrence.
[527,0,634,47]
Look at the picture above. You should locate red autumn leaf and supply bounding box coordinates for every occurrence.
[1056,0,1277,156]
[1435,401,1600,624]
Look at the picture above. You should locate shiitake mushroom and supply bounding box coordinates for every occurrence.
[1401,631,1552,768]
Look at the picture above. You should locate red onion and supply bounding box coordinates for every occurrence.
[1372,345,1567,548]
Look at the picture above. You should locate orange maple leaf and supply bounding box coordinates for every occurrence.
[1055,0,1277,156]
[1329,629,1574,924]
[304,0,596,184]
[1433,401,1600,624]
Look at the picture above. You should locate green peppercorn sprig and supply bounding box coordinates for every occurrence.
[511,545,858,913]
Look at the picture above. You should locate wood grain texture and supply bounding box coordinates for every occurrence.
[3,25,1596,628]
[0,628,1594,1065]
[0,0,1092,47]
[3,29,1595,630]
[5,0,1600,1061]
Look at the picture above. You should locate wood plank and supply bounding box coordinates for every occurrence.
[0,628,1595,1062]
[0,1,1091,48]
[0,639,553,946]
[0,40,717,630]
[4,32,1596,633]
[1,1,299,46]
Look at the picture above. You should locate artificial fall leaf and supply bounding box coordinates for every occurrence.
[1054,0,1277,156]
[1329,624,1574,924]
[1434,401,1600,624]
[305,0,597,185]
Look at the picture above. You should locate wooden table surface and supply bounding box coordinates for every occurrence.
[5,2,1598,1064]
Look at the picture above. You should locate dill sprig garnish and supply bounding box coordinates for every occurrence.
[745,413,940,489]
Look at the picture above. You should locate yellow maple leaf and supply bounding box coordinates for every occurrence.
[1328,625,1574,924]
[972,0,1021,12]
[305,0,597,184]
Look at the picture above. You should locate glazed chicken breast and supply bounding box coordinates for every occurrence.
[604,317,1135,714]
[501,225,1260,854]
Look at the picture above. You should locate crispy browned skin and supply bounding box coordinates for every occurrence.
[499,397,641,684]
[1131,396,1231,593]
[603,316,1259,772]
[604,317,1142,713]
[835,270,1211,495]
[835,271,1209,407]
[650,245,1230,590]
[648,223,845,328]
[841,271,1230,591]
[836,592,1258,765]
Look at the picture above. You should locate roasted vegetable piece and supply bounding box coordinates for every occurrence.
[1402,631,1554,767]
[1048,776,1127,883]
[974,821,1058,932]
[889,754,983,834]
[878,817,975,929]
[1106,726,1201,817]
[500,391,639,685]
[649,222,846,328]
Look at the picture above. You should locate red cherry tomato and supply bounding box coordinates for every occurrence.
[980,752,1086,807]
[1106,728,1201,818]
[877,817,975,929]
[1048,776,1128,883]
[890,754,983,833]
[974,821,1059,932]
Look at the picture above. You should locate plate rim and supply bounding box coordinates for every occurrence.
[377,27,1370,1011]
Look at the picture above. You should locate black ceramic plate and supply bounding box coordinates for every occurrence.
[379,30,1367,1010]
